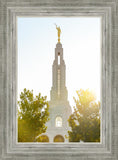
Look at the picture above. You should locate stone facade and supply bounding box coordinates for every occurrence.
[43,42,72,142]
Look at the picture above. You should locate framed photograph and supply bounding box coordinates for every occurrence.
[17,17,101,143]
[0,0,118,159]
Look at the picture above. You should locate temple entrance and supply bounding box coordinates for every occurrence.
[53,135,64,142]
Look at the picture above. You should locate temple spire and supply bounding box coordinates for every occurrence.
[50,42,68,101]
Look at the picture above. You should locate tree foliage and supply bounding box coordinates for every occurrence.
[36,135,49,142]
[68,89,100,142]
[18,88,49,142]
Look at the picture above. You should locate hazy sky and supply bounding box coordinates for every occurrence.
[18,17,101,108]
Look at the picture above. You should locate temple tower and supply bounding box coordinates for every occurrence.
[41,26,72,142]
[43,41,72,142]
[50,42,68,101]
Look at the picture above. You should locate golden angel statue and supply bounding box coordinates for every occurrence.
[55,24,61,43]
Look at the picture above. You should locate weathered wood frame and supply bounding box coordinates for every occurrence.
[0,0,118,159]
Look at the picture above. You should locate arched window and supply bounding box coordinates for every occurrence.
[36,135,49,142]
[55,116,62,127]
[54,135,64,142]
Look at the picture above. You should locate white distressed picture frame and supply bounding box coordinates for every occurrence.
[0,0,118,159]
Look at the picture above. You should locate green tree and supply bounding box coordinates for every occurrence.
[18,88,49,142]
[68,89,100,142]
[36,135,49,142]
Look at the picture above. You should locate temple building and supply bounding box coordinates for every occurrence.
[41,26,72,142]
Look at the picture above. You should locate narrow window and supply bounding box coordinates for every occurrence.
[57,69,60,97]
[58,52,60,65]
